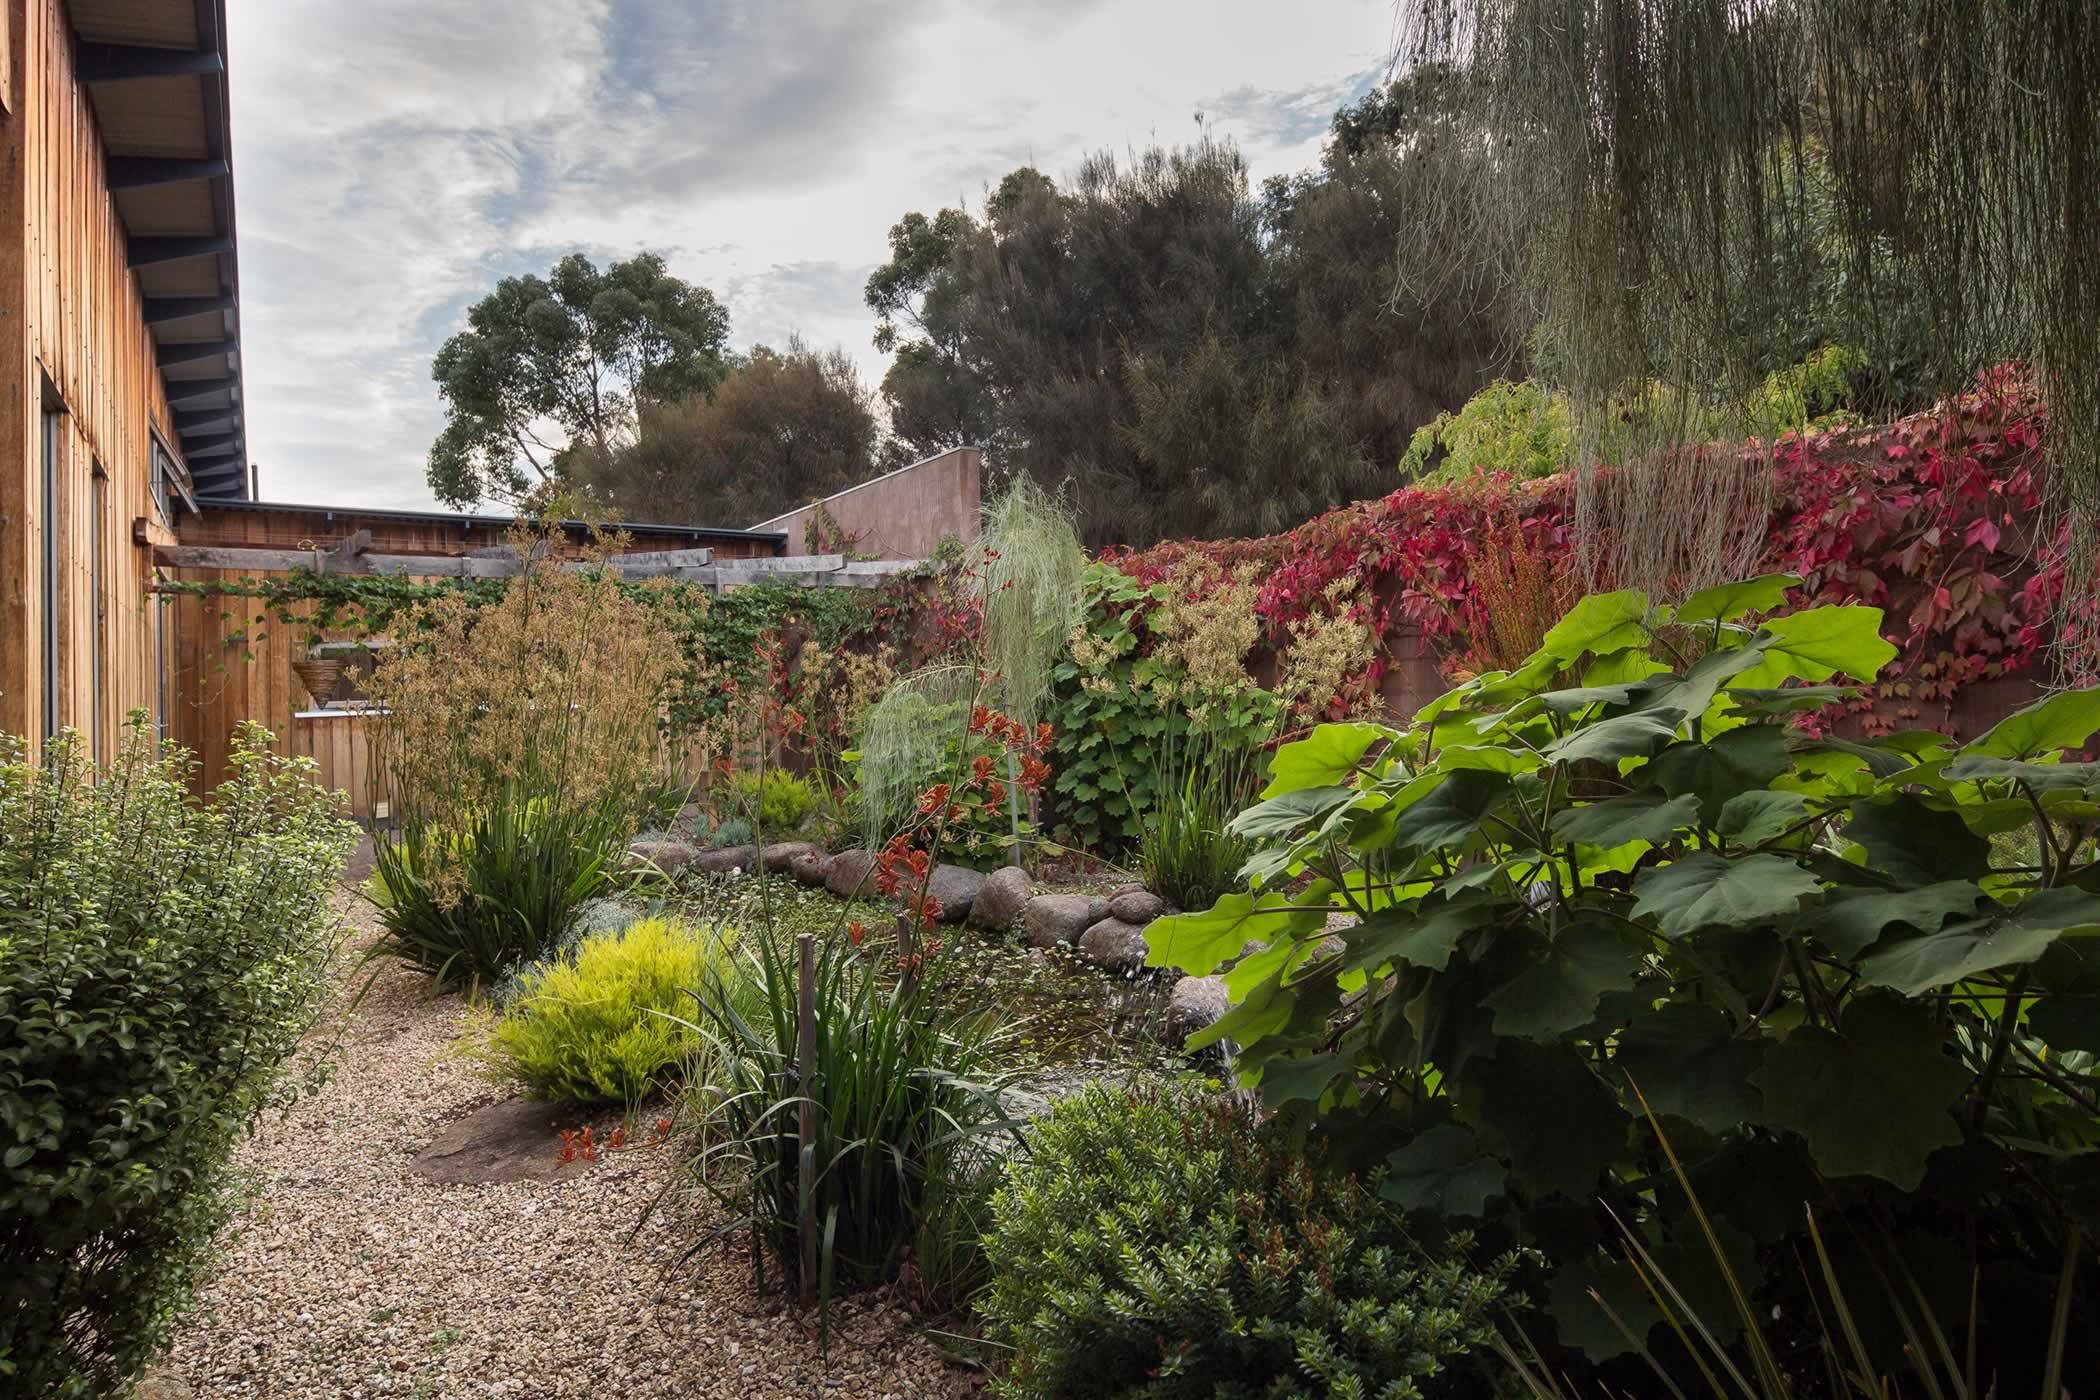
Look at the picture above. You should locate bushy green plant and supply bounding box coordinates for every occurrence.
[0,718,354,1397]
[369,789,624,990]
[675,923,1021,1312]
[1402,377,1575,484]
[730,769,817,835]
[1148,576,2100,1385]
[1141,722,1264,911]
[483,915,739,1109]
[982,1083,1522,1398]
[706,815,754,850]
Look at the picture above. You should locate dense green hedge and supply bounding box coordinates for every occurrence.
[0,718,354,1396]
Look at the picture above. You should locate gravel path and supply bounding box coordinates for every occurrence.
[161,894,972,1399]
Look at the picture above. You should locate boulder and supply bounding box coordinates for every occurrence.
[692,844,757,875]
[1077,916,1151,974]
[788,849,837,886]
[763,841,821,873]
[826,848,877,899]
[1164,975,1230,1047]
[926,864,986,923]
[1108,889,1169,924]
[1021,894,1105,950]
[411,1099,586,1185]
[968,866,1033,932]
[626,839,698,875]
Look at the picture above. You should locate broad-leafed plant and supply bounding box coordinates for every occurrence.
[1147,575,2100,1385]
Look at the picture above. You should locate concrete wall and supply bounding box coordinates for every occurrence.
[750,446,981,561]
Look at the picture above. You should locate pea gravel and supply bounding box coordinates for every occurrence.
[160,895,976,1399]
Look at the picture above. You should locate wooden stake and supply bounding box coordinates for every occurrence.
[795,932,818,1308]
[895,912,915,988]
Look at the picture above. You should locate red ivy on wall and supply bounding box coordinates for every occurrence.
[1105,368,2059,739]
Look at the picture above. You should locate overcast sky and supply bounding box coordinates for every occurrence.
[224,0,1396,514]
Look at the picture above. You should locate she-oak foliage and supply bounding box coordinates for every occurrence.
[1147,578,2100,1380]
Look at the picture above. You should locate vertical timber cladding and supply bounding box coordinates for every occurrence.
[0,0,185,749]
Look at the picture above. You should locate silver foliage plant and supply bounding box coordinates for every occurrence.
[1395,0,2100,660]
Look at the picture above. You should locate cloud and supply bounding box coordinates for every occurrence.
[225,0,1397,512]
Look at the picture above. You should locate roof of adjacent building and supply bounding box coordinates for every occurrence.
[190,496,792,546]
[69,0,248,500]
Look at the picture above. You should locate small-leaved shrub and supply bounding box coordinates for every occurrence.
[0,718,353,1397]
[981,1083,1522,1398]
[730,769,817,835]
[484,916,738,1109]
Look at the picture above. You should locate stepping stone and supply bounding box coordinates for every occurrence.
[410,1099,587,1185]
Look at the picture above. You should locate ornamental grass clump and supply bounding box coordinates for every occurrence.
[980,1082,1523,1399]
[483,915,741,1110]
[367,516,680,988]
[0,717,354,1398]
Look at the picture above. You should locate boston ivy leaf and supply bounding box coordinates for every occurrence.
[1845,794,1991,884]
[1631,852,1822,938]
[1544,708,1689,766]
[1382,1124,1508,1218]
[1392,769,1510,852]
[1644,724,1792,824]
[1614,1002,1765,1133]
[1754,997,1970,1188]
[1550,793,1700,848]
[1673,573,1802,626]
[1229,785,1359,842]
[1262,723,1392,798]
[1859,887,2100,996]
[1730,604,1899,688]
[1713,788,1812,845]
[1484,925,1640,1039]
[1462,1039,1628,1199]
[1815,881,1990,960]
[1962,689,2100,759]
[1540,588,1652,663]
[1144,891,1325,975]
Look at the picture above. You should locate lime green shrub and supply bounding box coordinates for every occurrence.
[0,718,354,1397]
[980,1083,1522,1399]
[485,916,736,1108]
[730,769,817,835]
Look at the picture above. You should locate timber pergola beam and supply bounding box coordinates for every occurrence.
[148,545,923,588]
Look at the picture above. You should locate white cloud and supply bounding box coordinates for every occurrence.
[225,0,1394,511]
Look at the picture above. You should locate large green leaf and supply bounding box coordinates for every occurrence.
[2029,935,2100,1052]
[1483,924,1639,1039]
[1549,793,1700,848]
[1262,723,1392,798]
[1730,604,1898,688]
[1942,755,2100,792]
[1391,769,1510,852]
[1715,788,1811,844]
[1382,1125,1508,1217]
[1631,852,1822,937]
[1962,689,2100,759]
[1644,724,1792,823]
[1544,708,1690,766]
[1815,881,1990,960]
[1753,997,1970,1188]
[1614,1002,1765,1133]
[1143,891,1325,976]
[1228,784,1359,842]
[1845,794,1992,884]
[1462,1039,1628,1199]
[1540,589,1652,663]
[1673,573,1801,626]
[1859,887,2100,995]
[1341,893,1503,974]
[1256,1051,1351,1109]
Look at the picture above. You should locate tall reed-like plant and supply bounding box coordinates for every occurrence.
[366,515,679,988]
[1140,721,1264,912]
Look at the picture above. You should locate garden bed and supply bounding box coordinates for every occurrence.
[157,893,972,1400]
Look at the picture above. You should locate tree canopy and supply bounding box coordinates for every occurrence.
[427,252,732,509]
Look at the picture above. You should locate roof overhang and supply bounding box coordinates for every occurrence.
[68,0,249,502]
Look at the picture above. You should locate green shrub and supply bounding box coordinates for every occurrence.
[706,814,754,850]
[981,1083,1521,1398]
[369,789,625,990]
[1141,722,1264,911]
[483,915,740,1108]
[730,769,818,835]
[677,924,1020,1312]
[0,718,354,1397]
[1149,575,2100,1385]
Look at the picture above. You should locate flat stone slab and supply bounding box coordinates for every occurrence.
[410,1099,588,1185]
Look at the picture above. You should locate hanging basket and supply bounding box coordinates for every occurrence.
[292,657,346,709]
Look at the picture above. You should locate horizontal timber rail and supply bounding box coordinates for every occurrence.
[151,543,922,588]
